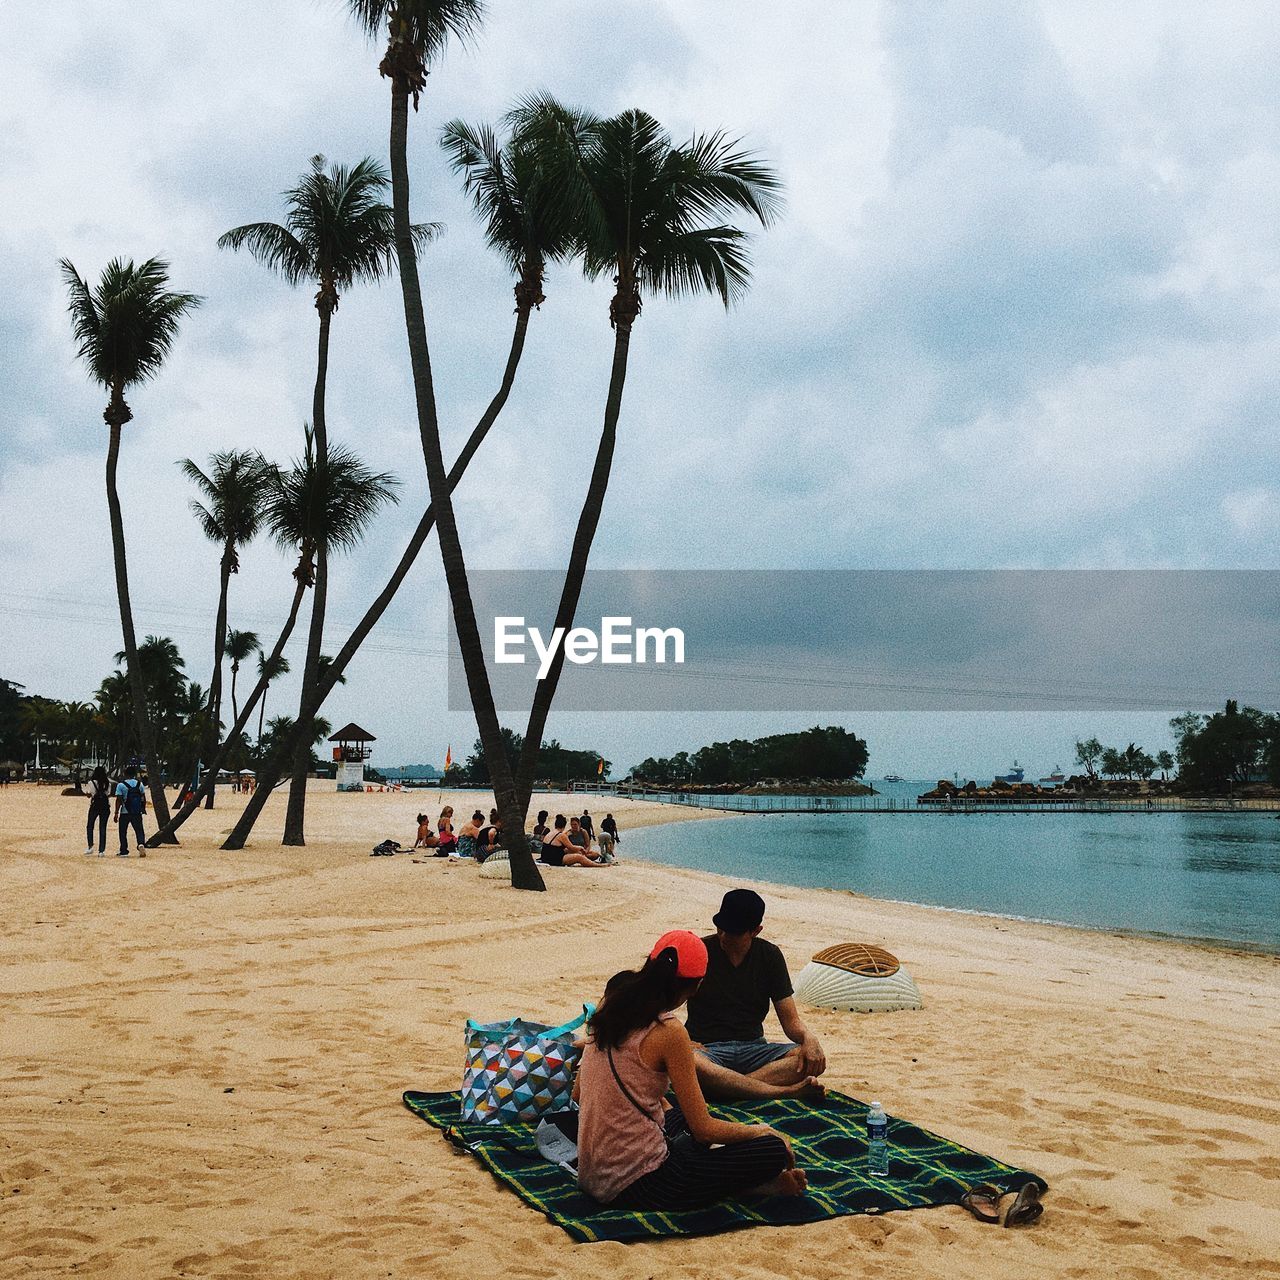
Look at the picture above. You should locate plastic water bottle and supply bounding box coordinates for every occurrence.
[867,1101,889,1177]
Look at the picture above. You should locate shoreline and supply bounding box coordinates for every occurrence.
[3,783,1278,1278]
[624,807,1280,959]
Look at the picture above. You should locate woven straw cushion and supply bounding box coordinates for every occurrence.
[811,943,900,977]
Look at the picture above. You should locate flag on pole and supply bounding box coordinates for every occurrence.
[444,744,452,774]
[597,758,604,776]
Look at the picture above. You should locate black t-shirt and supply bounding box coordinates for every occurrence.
[684,935,793,1044]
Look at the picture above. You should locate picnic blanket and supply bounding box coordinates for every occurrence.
[402,1088,1047,1243]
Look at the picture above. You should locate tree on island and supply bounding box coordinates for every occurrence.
[1073,736,1103,779]
[635,726,869,788]
[60,257,202,835]
[461,732,610,786]
[1174,700,1278,791]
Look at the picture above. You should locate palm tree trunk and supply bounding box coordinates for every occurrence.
[514,325,631,813]
[385,76,543,890]
[219,292,532,853]
[230,663,241,726]
[144,578,306,845]
[282,307,334,845]
[257,685,268,748]
[203,548,233,809]
[105,413,174,836]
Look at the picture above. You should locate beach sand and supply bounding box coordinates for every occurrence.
[2,781,1277,1279]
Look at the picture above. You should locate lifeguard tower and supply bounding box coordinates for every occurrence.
[330,722,375,791]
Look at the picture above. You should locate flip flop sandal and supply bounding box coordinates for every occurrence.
[1003,1182,1043,1228]
[960,1182,1004,1223]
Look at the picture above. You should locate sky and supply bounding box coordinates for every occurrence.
[1,1,1277,779]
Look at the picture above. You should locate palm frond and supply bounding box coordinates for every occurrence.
[61,256,201,392]
[178,450,275,548]
[217,222,312,286]
[226,629,261,664]
[640,225,753,307]
[348,0,486,60]
[220,156,437,302]
[265,429,399,556]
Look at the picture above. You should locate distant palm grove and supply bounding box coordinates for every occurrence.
[52,0,782,889]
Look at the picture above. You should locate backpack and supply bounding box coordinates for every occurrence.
[122,779,144,816]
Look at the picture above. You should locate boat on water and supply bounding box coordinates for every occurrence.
[993,760,1025,784]
[882,774,905,783]
[1039,765,1066,784]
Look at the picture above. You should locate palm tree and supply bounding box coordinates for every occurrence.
[179,451,274,805]
[225,628,261,725]
[256,650,291,749]
[219,156,437,842]
[217,101,567,855]
[511,106,781,812]
[61,257,201,834]
[350,0,556,888]
[262,425,398,844]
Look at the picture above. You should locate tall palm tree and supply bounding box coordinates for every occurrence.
[511,106,781,812]
[225,627,261,725]
[217,83,568,856]
[256,650,291,748]
[219,157,437,843]
[262,425,398,844]
[61,257,201,833]
[179,450,274,805]
[350,0,555,888]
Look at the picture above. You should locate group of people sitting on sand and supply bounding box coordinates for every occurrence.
[574,888,823,1207]
[410,806,622,868]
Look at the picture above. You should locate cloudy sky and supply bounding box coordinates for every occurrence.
[2,1,1277,780]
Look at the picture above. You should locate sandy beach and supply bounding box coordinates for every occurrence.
[2,781,1278,1279]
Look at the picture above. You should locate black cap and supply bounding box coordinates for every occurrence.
[712,888,766,933]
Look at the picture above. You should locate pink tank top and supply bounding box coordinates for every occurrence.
[576,1013,675,1203]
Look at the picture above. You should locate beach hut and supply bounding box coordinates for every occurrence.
[330,722,376,791]
[793,944,923,1013]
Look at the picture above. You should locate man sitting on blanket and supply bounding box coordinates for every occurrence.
[686,889,827,1099]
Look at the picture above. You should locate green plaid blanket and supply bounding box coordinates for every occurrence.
[402,1089,1046,1243]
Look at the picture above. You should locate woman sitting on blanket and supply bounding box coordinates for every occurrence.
[436,806,457,856]
[539,814,609,868]
[575,931,806,1209]
[456,810,485,859]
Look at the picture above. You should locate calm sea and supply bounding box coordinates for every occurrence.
[623,781,1280,952]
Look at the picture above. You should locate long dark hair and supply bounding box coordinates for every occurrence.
[91,765,108,790]
[589,947,700,1050]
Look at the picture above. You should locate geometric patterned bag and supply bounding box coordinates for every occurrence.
[460,1005,593,1125]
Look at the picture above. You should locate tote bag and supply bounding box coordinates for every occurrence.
[460,1005,593,1125]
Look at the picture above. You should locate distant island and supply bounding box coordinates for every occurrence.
[631,726,872,793]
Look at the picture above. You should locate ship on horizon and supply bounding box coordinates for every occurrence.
[993,760,1025,784]
[1039,765,1066,784]
[882,773,905,783]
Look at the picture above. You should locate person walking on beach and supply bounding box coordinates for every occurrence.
[113,765,148,857]
[599,812,621,860]
[84,765,112,856]
[684,889,826,1087]
[575,930,805,1209]
[580,809,595,839]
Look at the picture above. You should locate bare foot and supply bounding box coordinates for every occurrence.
[780,1076,825,1102]
[757,1167,808,1197]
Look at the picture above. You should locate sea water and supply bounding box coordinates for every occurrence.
[625,787,1280,951]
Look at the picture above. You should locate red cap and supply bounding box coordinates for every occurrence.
[649,930,708,979]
